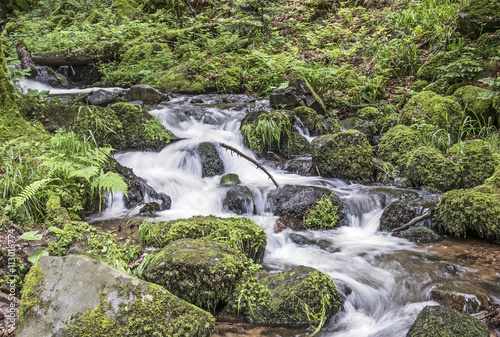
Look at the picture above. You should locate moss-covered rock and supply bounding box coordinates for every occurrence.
[270,78,326,115]
[158,66,211,94]
[18,255,215,337]
[453,85,496,125]
[339,117,377,141]
[142,238,249,312]
[377,125,423,172]
[394,226,442,244]
[197,142,224,178]
[406,306,489,337]
[417,52,459,81]
[445,82,467,96]
[423,78,450,95]
[140,216,266,263]
[431,288,487,314]
[447,139,496,188]
[293,106,317,131]
[410,80,430,93]
[303,193,342,230]
[434,186,500,239]
[357,106,380,120]
[311,130,374,180]
[45,194,71,225]
[400,91,464,140]
[406,146,462,192]
[220,173,240,186]
[379,201,418,232]
[224,265,343,326]
[474,32,500,59]
[457,0,500,39]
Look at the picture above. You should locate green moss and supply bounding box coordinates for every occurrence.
[379,201,417,232]
[445,82,467,96]
[141,215,267,263]
[417,52,459,81]
[220,174,240,186]
[474,32,500,59]
[357,107,380,120]
[423,78,450,95]
[434,186,500,239]
[453,85,495,124]
[335,69,362,90]
[143,238,249,312]
[378,125,423,172]
[310,130,374,180]
[410,80,430,93]
[394,226,441,244]
[457,0,500,39]
[406,146,461,192]
[293,106,317,131]
[303,193,341,229]
[400,90,464,140]
[19,261,45,323]
[46,193,71,225]
[484,165,500,189]
[157,66,209,94]
[111,0,138,18]
[447,139,496,188]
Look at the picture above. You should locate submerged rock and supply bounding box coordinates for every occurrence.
[224,265,343,325]
[17,255,215,337]
[197,142,224,178]
[143,238,249,312]
[406,306,489,337]
[222,185,255,215]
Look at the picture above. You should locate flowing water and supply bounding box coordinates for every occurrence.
[20,80,500,336]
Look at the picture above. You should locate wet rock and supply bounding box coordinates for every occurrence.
[87,89,119,106]
[380,201,418,232]
[17,255,215,337]
[221,94,256,104]
[406,306,489,337]
[289,233,313,246]
[190,98,203,104]
[124,84,168,105]
[34,66,68,88]
[143,238,248,312]
[457,0,500,39]
[431,288,487,314]
[266,185,345,224]
[394,226,442,244]
[270,78,326,114]
[139,201,161,215]
[224,265,343,325]
[283,156,313,176]
[222,185,255,215]
[274,215,302,233]
[220,173,240,186]
[197,142,224,178]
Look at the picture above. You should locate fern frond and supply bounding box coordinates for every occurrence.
[91,171,128,195]
[10,178,52,209]
[69,166,99,182]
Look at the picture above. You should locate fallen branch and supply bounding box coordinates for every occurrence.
[219,142,279,189]
[374,164,395,180]
[115,202,151,232]
[391,212,432,234]
[31,48,112,66]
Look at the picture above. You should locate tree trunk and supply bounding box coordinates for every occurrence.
[31,49,111,67]
[16,41,37,78]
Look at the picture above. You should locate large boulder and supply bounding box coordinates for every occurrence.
[17,255,214,337]
[406,306,489,337]
[139,216,267,263]
[197,142,224,178]
[457,0,500,39]
[266,185,344,225]
[378,125,423,172]
[406,146,462,192]
[224,265,343,325]
[222,185,255,215]
[142,239,249,312]
[311,130,374,180]
[124,84,168,105]
[270,78,326,115]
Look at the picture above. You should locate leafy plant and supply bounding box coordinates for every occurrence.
[303,194,340,229]
[241,110,293,154]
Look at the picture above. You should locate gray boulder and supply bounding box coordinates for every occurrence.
[17,255,215,337]
[270,78,326,114]
[124,84,168,105]
[88,89,119,106]
[222,185,255,215]
[197,142,224,178]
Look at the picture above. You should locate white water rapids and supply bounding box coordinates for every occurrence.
[19,80,499,336]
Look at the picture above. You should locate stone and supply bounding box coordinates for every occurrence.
[274,215,302,233]
[431,288,487,314]
[457,0,500,39]
[34,66,68,88]
[222,185,255,215]
[220,173,240,186]
[139,201,161,215]
[17,255,215,337]
[394,226,442,244]
[87,89,119,106]
[197,142,224,178]
[124,84,168,105]
[270,78,326,114]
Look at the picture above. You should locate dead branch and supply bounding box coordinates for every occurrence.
[219,142,279,189]
[391,212,432,234]
[31,49,112,66]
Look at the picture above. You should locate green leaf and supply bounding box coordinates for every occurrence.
[28,249,49,263]
[48,226,65,235]
[20,230,43,241]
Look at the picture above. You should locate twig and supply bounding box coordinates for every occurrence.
[316,166,321,177]
[116,202,150,232]
[219,142,279,188]
[391,212,432,234]
[374,164,395,180]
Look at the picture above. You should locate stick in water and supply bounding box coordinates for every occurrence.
[391,212,432,234]
[219,142,279,189]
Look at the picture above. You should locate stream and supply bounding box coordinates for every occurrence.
[19,80,500,336]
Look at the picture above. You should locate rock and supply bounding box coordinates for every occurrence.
[190,98,203,104]
[288,233,314,245]
[220,173,240,186]
[417,51,459,81]
[124,84,168,105]
[410,80,430,92]
[303,193,344,230]
[222,185,255,215]
[400,91,464,141]
[274,215,302,233]
[270,78,326,114]
[457,0,500,39]
[17,255,215,337]
[357,106,381,120]
[379,201,418,232]
[87,89,119,106]
[378,125,423,172]
[197,142,224,177]
[406,146,462,192]
[140,216,267,263]
[266,185,345,224]
[293,106,317,131]
[34,66,68,88]
[339,117,376,141]
[474,32,500,59]
[406,306,489,337]
[447,139,496,188]
[143,238,248,312]
[139,202,161,215]
[45,194,71,225]
[283,156,313,176]
[431,288,487,314]
[224,265,343,325]
[310,130,374,180]
[280,132,310,157]
[394,226,442,244]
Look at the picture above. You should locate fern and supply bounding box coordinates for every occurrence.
[9,179,52,220]
[91,171,128,195]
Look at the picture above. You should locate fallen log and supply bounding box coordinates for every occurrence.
[391,212,432,234]
[16,41,37,78]
[31,48,111,67]
[219,142,279,189]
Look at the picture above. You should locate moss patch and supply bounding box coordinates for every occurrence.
[377,125,423,172]
[453,85,496,126]
[19,261,45,323]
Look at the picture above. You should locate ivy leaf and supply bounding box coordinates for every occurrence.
[48,226,65,235]
[28,249,49,263]
[20,230,43,241]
